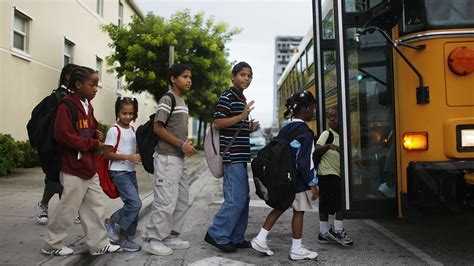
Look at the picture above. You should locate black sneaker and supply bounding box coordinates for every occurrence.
[328,227,353,247]
[234,240,251,249]
[318,233,335,244]
[204,232,236,253]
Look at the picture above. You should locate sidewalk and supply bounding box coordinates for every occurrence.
[0,153,207,265]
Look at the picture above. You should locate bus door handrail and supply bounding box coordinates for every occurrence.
[358,26,430,104]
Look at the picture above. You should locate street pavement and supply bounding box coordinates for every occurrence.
[1,153,473,265]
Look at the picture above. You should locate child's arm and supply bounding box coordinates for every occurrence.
[103,145,141,163]
[154,122,196,156]
[53,103,100,151]
[214,101,254,129]
[294,133,318,187]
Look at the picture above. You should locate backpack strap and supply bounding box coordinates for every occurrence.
[164,92,176,127]
[325,130,334,145]
[113,125,121,152]
[61,99,78,129]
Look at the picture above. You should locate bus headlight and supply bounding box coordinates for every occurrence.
[403,132,428,151]
[458,125,474,152]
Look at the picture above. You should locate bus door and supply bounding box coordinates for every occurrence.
[333,0,398,217]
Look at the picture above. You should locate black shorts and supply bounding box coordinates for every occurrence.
[318,174,342,214]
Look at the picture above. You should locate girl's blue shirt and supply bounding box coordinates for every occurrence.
[279,119,317,193]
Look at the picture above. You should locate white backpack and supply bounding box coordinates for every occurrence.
[204,123,244,178]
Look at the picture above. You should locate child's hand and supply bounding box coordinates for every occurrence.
[127,154,141,164]
[182,138,197,157]
[95,130,104,142]
[328,144,340,153]
[310,186,319,200]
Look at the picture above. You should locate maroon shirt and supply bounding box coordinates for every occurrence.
[53,94,100,179]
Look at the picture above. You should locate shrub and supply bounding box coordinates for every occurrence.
[0,134,21,176]
[98,121,110,136]
[16,140,40,168]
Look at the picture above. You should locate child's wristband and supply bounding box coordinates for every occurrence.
[179,140,185,151]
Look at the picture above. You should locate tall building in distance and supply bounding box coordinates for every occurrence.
[273,35,303,127]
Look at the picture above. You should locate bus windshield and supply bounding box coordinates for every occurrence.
[401,0,474,34]
[425,0,474,27]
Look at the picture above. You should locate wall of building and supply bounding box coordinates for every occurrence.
[0,0,157,140]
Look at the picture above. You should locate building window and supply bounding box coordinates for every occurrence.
[118,1,123,26]
[13,9,31,53]
[96,0,104,16]
[96,56,103,80]
[64,39,74,66]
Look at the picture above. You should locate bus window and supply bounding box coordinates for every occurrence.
[346,26,396,199]
[345,0,383,13]
[401,0,474,35]
[426,0,474,26]
[322,0,335,39]
[323,50,338,114]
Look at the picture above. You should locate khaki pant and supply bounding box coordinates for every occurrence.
[44,172,108,253]
[144,154,189,241]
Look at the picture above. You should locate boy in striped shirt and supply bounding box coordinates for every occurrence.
[205,62,260,252]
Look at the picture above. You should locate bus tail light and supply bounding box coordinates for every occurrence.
[448,46,474,76]
[403,132,428,151]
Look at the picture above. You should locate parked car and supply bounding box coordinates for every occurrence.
[250,130,266,156]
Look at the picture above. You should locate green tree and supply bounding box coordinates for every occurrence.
[103,10,239,123]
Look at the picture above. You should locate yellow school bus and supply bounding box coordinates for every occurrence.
[277,0,474,218]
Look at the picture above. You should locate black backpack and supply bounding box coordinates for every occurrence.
[312,130,334,167]
[136,92,176,174]
[251,124,311,211]
[27,91,78,181]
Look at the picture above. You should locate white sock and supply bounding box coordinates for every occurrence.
[334,219,343,233]
[320,221,329,236]
[291,238,302,250]
[256,227,269,242]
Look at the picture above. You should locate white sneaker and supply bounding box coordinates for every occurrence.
[163,237,191,250]
[251,237,274,256]
[142,240,173,256]
[35,202,48,225]
[90,244,121,256]
[74,216,81,224]
[290,246,318,261]
[41,246,74,256]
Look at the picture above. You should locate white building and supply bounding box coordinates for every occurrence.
[0,0,158,140]
[272,35,303,127]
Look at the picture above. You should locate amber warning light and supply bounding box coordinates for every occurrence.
[403,132,428,151]
[448,46,474,76]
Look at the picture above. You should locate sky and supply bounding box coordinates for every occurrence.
[136,0,313,128]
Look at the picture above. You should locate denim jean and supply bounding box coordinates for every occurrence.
[208,163,250,244]
[110,171,142,237]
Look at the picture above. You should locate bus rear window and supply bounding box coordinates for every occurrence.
[401,0,474,35]
[425,0,474,27]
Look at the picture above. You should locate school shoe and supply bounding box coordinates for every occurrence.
[290,246,318,261]
[163,237,191,250]
[35,202,48,225]
[250,237,274,256]
[328,227,353,247]
[104,221,120,242]
[204,232,236,253]
[234,240,251,249]
[90,244,121,256]
[142,240,173,256]
[74,216,81,224]
[318,233,336,244]
[41,246,74,256]
[119,239,141,252]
